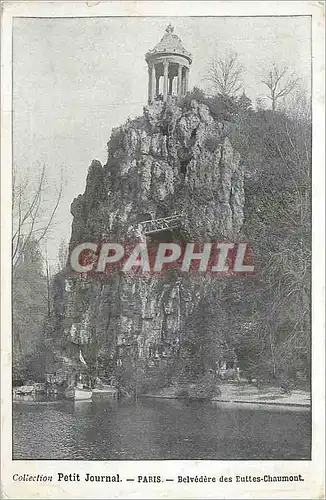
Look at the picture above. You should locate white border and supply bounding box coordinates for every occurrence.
[1,2,325,499]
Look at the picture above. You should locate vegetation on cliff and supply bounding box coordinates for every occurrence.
[184,88,311,388]
[13,89,311,397]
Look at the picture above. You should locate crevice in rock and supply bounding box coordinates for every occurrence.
[180,157,191,178]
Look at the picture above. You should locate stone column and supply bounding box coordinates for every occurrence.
[181,69,185,95]
[184,67,189,94]
[163,60,169,102]
[168,76,173,95]
[177,64,183,97]
[156,72,160,98]
[151,64,156,103]
[148,66,151,104]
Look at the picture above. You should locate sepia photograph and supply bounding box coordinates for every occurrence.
[1,1,325,499]
[11,14,312,461]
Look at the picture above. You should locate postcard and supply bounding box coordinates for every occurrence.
[1,1,324,498]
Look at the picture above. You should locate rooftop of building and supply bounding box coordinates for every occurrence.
[146,24,192,63]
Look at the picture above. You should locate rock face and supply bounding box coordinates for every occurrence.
[56,99,244,375]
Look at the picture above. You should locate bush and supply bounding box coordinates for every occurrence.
[177,374,221,400]
[180,87,241,122]
[179,87,207,110]
[117,360,174,396]
[107,126,125,155]
[138,374,166,394]
[175,387,189,398]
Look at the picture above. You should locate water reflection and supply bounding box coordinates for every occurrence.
[13,397,311,460]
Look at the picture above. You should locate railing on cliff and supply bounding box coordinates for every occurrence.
[137,213,184,236]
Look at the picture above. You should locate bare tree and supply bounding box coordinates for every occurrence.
[206,51,244,97]
[282,86,311,123]
[44,247,52,319]
[261,63,299,111]
[12,164,63,270]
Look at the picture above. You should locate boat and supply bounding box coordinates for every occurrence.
[14,385,35,396]
[65,382,92,401]
[65,349,92,400]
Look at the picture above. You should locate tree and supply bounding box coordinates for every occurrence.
[206,51,244,97]
[180,284,230,379]
[57,238,69,272]
[281,85,311,123]
[261,63,299,111]
[227,98,311,386]
[12,164,63,381]
[181,87,240,122]
[237,91,253,113]
[12,164,63,271]
[12,238,48,382]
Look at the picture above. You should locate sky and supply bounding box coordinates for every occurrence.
[13,16,311,265]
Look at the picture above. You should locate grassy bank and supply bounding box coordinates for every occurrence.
[142,382,311,408]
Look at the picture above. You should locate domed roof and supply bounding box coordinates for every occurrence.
[146,24,192,63]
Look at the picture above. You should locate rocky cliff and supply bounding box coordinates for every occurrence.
[55,98,245,381]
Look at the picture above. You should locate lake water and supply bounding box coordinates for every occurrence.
[12,398,311,460]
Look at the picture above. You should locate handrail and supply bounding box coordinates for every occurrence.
[138,214,184,235]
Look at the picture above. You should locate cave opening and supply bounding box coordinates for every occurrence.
[180,158,190,177]
[136,213,152,223]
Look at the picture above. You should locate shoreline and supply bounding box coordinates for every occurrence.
[140,394,311,409]
[141,382,311,409]
[12,382,311,409]
[13,394,311,410]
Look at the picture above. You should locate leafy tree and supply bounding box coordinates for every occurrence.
[181,87,240,122]
[237,91,253,113]
[57,238,69,272]
[180,286,230,378]
[12,238,49,383]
